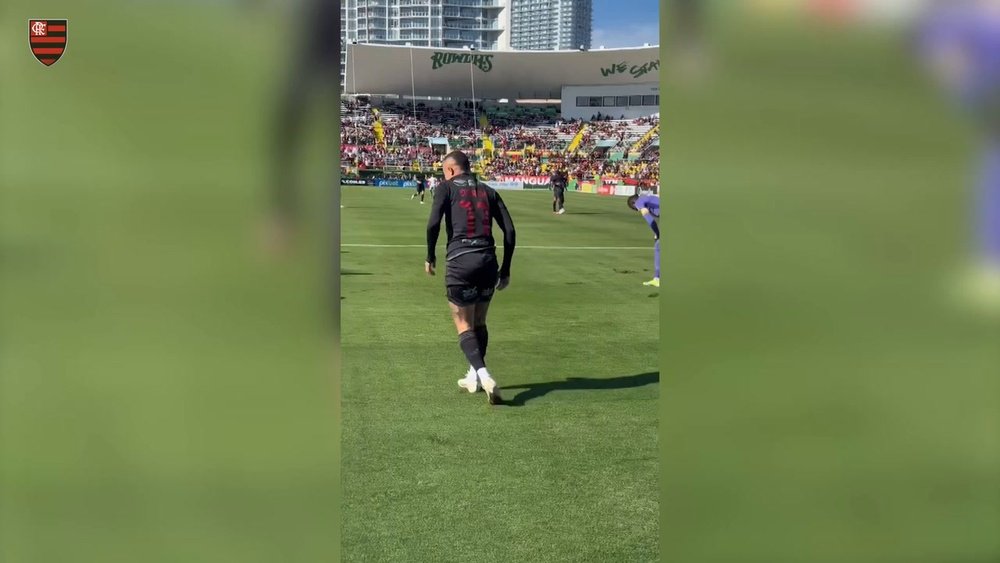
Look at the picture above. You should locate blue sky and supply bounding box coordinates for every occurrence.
[591,0,660,48]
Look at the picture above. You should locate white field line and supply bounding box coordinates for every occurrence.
[341,244,649,250]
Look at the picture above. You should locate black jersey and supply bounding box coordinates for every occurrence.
[426,174,516,275]
[551,172,567,191]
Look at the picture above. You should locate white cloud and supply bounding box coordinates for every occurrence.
[591,23,660,49]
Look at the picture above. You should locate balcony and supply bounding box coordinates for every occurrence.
[442,9,488,17]
[389,31,430,40]
[442,20,501,30]
[442,0,505,8]
[442,32,491,41]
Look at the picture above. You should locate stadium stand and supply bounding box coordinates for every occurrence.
[340,97,659,186]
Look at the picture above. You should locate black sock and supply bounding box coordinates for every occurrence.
[553,200,557,212]
[475,326,489,360]
[459,330,486,371]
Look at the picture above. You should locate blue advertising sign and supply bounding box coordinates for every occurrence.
[373,179,417,188]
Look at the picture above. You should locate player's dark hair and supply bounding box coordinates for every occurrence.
[443,150,471,173]
[627,195,639,210]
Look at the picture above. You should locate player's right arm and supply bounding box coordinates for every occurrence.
[425,182,449,273]
[491,191,516,289]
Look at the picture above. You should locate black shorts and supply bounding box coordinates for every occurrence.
[416,185,426,193]
[445,250,499,307]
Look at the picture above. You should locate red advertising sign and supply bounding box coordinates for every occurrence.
[597,184,614,196]
[496,175,552,189]
[497,175,549,185]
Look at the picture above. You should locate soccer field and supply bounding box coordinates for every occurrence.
[340,187,660,561]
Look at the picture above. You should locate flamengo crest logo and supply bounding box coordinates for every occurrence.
[29,19,68,66]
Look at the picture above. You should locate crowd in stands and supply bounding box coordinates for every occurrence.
[340,97,660,185]
[341,144,436,170]
[480,151,659,186]
[341,98,375,146]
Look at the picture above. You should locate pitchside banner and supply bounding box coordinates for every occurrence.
[342,178,371,186]
[374,179,417,188]
[496,175,551,190]
[483,180,523,191]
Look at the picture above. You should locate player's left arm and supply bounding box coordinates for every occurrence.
[425,184,448,274]
[491,192,516,289]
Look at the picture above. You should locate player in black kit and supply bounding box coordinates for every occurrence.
[551,169,567,214]
[425,150,516,405]
[411,173,427,204]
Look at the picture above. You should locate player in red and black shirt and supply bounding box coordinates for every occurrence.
[425,151,516,405]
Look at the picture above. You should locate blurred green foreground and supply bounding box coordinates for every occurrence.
[1,1,339,561]
[661,6,1000,563]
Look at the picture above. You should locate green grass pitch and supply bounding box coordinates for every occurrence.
[340,187,660,562]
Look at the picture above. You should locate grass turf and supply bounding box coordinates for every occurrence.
[340,188,660,562]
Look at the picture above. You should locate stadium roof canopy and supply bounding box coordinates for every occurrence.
[344,44,660,100]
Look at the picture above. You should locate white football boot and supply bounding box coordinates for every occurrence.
[457,366,478,393]
[477,369,502,405]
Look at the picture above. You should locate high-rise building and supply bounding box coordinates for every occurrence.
[341,0,512,86]
[509,0,591,51]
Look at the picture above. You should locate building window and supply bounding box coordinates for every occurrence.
[603,96,616,107]
[629,95,643,106]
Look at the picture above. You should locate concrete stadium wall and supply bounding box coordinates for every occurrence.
[561,83,660,121]
[346,44,659,100]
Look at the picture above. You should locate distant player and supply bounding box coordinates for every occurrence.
[426,150,517,405]
[551,169,568,214]
[627,192,661,288]
[411,173,428,204]
[918,0,1000,308]
[428,174,438,195]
